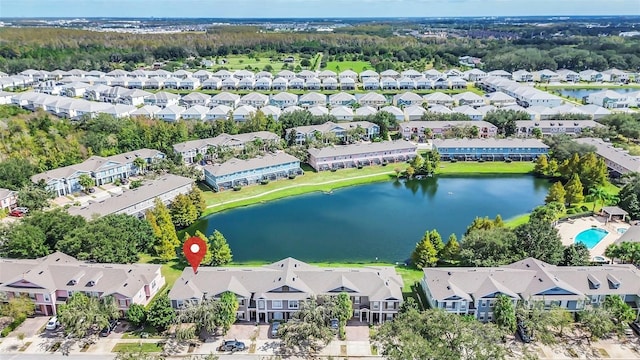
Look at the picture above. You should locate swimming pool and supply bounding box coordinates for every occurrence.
[617,228,628,234]
[575,228,609,250]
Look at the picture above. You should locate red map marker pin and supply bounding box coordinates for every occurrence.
[183,236,207,274]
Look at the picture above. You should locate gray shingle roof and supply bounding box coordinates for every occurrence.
[574,138,640,173]
[67,174,194,219]
[168,257,403,302]
[432,138,548,149]
[203,152,300,177]
[0,251,162,299]
[308,140,416,159]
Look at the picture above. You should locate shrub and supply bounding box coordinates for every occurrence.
[580,205,589,212]
[339,326,346,340]
[233,185,242,191]
[566,208,577,214]
[505,159,512,163]
[130,180,143,189]
[0,314,26,337]
[450,158,458,163]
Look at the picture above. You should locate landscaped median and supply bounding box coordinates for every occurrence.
[200,161,537,216]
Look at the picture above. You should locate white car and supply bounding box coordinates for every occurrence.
[45,316,59,330]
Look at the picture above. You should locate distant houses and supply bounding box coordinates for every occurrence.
[203,153,302,191]
[67,174,195,220]
[287,121,380,145]
[307,140,417,171]
[172,131,281,164]
[574,137,640,176]
[432,138,549,161]
[31,149,165,197]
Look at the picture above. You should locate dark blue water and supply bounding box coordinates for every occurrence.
[557,88,635,99]
[197,176,550,263]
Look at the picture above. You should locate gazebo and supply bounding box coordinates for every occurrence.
[601,206,628,223]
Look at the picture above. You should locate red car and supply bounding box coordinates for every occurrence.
[9,210,24,217]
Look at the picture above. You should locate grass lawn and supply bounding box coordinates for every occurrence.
[112,342,164,353]
[324,60,373,73]
[122,325,165,339]
[138,254,187,292]
[205,55,303,72]
[545,83,640,89]
[437,161,535,175]
[198,164,407,216]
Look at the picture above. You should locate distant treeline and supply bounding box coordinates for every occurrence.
[0,26,638,73]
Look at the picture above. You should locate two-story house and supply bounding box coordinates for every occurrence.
[168,258,403,324]
[203,153,302,191]
[0,252,165,316]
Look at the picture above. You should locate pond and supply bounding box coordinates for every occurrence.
[556,88,635,99]
[196,175,550,263]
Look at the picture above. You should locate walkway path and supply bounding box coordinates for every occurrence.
[206,171,396,209]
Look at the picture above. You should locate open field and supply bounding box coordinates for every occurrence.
[201,54,304,72]
[324,60,373,73]
[437,161,535,175]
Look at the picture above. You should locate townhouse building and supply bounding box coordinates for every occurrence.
[308,140,417,171]
[515,120,603,137]
[173,131,281,164]
[401,121,498,141]
[0,188,17,211]
[68,174,194,220]
[287,121,380,144]
[168,258,403,324]
[31,149,165,196]
[0,252,165,316]
[574,138,640,176]
[203,153,302,191]
[432,138,548,161]
[421,258,640,323]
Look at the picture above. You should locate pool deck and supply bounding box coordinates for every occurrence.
[555,215,630,261]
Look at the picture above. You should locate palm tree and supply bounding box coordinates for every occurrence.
[133,157,147,175]
[588,187,608,212]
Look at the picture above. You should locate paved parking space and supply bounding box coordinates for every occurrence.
[11,317,49,337]
[225,323,261,341]
[346,321,370,341]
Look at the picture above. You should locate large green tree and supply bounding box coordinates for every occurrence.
[17,185,54,211]
[564,173,585,207]
[411,233,438,268]
[493,295,517,333]
[279,298,334,355]
[0,224,50,258]
[513,219,564,265]
[170,193,198,228]
[57,214,153,263]
[57,293,120,338]
[1,295,35,321]
[459,228,519,267]
[126,303,147,328]
[22,209,86,250]
[147,198,180,261]
[373,308,505,360]
[561,243,590,266]
[207,230,232,266]
[147,295,175,331]
[545,182,566,205]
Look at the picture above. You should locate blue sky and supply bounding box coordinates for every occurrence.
[1,0,638,18]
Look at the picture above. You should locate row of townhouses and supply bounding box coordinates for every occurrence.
[5,252,639,326]
[5,90,615,124]
[432,138,549,161]
[574,138,640,176]
[2,67,637,91]
[31,149,165,197]
[422,257,640,322]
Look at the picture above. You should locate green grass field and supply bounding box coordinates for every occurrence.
[323,61,373,73]
[437,161,535,175]
[112,342,164,353]
[203,54,303,72]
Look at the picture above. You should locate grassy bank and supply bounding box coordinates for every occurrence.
[199,161,536,217]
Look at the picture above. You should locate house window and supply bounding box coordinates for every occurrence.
[354,297,360,305]
[44,294,50,302]
[489,300,495,307]
[480,300,487,307]
[289,301,299,309]
[372,302,380,310]
[151,280,157,289]
[488,312,494,321]
[118,299,127,307]
[272,300,283,309]
[386,301,395,309]
[479,313,485,321]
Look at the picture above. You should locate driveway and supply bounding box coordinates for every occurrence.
[346,320,370,341]
[10,317,49,337]
[225,323,261,341]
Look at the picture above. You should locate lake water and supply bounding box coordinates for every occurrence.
[197,176,550,263]
[556,88,635,99]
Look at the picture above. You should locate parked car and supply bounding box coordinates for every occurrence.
[45,316,59,331]
[630,321,640,336]
[517,321,532,343]
[99,319,119,337]
[270,321,280,338]
[220,339,246,352]
[9,209,25,217]
[330,318,339,334]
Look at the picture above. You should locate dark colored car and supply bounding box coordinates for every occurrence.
[99,319,119,337]
[220,339,246,352]
[630,321,640,336]
[270,321,280,338]
[330,318,339,334]
[517,321,532,343]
